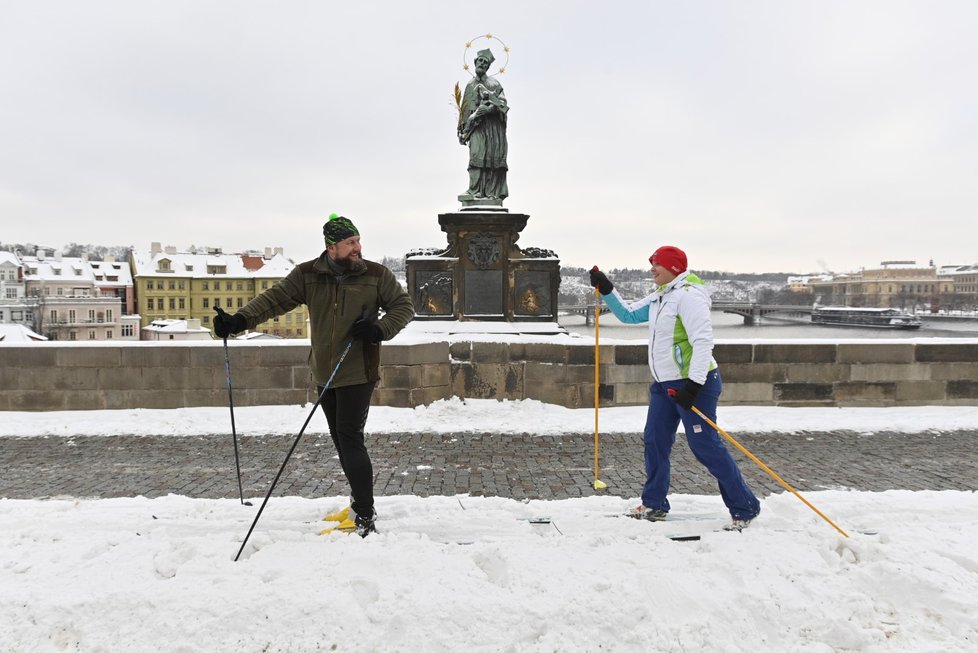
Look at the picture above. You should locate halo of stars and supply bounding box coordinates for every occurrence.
[462,33,510,77]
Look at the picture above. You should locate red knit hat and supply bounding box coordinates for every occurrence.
[649,246,687,274]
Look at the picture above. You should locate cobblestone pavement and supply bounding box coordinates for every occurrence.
[2,429,975,501]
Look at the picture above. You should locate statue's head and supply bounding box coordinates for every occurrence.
[474,48,495,73]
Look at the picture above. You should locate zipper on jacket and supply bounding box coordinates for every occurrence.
[649,296,662,382]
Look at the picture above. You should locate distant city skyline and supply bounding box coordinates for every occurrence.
[2,1,976,274]
[2,239,973,276]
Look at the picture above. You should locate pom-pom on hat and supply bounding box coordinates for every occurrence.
[323,213,359,245]
[649,246,688,275]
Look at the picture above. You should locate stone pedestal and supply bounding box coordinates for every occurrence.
[406,210,560,322]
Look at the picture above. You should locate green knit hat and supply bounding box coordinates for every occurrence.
[323,213,359,245]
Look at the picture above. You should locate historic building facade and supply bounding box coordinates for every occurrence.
[129,244,305,338]
[807,261,956,310]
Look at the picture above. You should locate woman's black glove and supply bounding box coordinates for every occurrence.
[670,381,703,410]
[213,306,247,338]
[351,318,383,344]
[589,266,614,295]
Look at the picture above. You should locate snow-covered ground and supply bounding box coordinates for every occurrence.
[2,401,977,652]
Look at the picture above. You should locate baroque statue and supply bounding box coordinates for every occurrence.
[456,44,509,205]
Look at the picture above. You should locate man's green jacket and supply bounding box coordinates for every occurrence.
[238,252,415,388]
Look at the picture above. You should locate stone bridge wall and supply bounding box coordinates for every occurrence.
[1,340,976,411]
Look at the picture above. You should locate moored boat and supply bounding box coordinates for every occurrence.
[811,306,922,329]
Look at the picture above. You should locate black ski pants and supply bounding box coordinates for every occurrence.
[318,381,376,519]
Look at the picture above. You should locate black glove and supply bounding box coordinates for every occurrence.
[670,381,703,410]
[589,266,614,295]
[213,306,247,339]
[351,318,383,344]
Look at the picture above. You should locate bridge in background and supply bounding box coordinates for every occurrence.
[558,304,612,326]
[712,302,813,325]
[558,302,814,326]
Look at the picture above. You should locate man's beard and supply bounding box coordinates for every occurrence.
[335,254,367,274]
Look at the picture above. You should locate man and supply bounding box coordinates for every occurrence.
[214,214,415,537]
[589,246,761,530]
[457,48,509,203]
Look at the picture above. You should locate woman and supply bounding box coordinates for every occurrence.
[590,245,761,530]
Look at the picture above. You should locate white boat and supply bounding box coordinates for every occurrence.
[811,306,922,329]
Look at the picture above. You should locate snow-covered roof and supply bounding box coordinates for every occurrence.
[0,252,21,267]
[938,264,978,276]
[236,331,282,340]
[89,260,133,286]
[0,323,48,342]
[142,319,209,334]
[20,255,95,282]
[130,248,296,278]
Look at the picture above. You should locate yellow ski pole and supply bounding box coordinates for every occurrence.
[669,390,849,538]
[593,286,607,490]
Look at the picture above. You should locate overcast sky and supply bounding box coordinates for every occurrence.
[2,1,976,273]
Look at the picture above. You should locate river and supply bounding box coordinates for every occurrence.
[559,311,978,341]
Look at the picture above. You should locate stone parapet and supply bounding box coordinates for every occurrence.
[1,340,976,411]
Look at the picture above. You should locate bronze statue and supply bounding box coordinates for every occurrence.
[457,48,508,204]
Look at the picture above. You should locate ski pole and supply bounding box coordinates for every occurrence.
[668,389,849,538]
[217,309,251,507]
[593,286,606,490]
[234,337,356,561]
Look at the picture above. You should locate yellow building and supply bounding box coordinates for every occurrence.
[130,244,307,338]
[808,261,955,310]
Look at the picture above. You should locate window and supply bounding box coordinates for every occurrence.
[69,310,76,323]
[226,281,233,291]
[106,331,113,339]
[178,281,185,290]
[169,298,176,310]
[88,310,96,322]
[122,324,133,337]
[89,330,96,340]
[203,281,209,291]
[106,309,113,322]
[237,297,243,308]
[237,281,243,291]
[69,331,77,341]
[203,298,210,308]
[179,298,185,310]
[157,281,164,290]
[147,280,153,289]
[147,299,154,310]
[168,281,175,290]
[50,310,57,323]
[262,281,269,290]
[226,298,233,308]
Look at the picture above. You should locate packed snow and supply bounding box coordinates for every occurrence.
[2,400,977,652]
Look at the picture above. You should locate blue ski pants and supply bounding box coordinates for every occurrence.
[642,370,761,520]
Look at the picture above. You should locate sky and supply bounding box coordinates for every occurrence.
[2,1,977,274]
[2,401,977,651]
